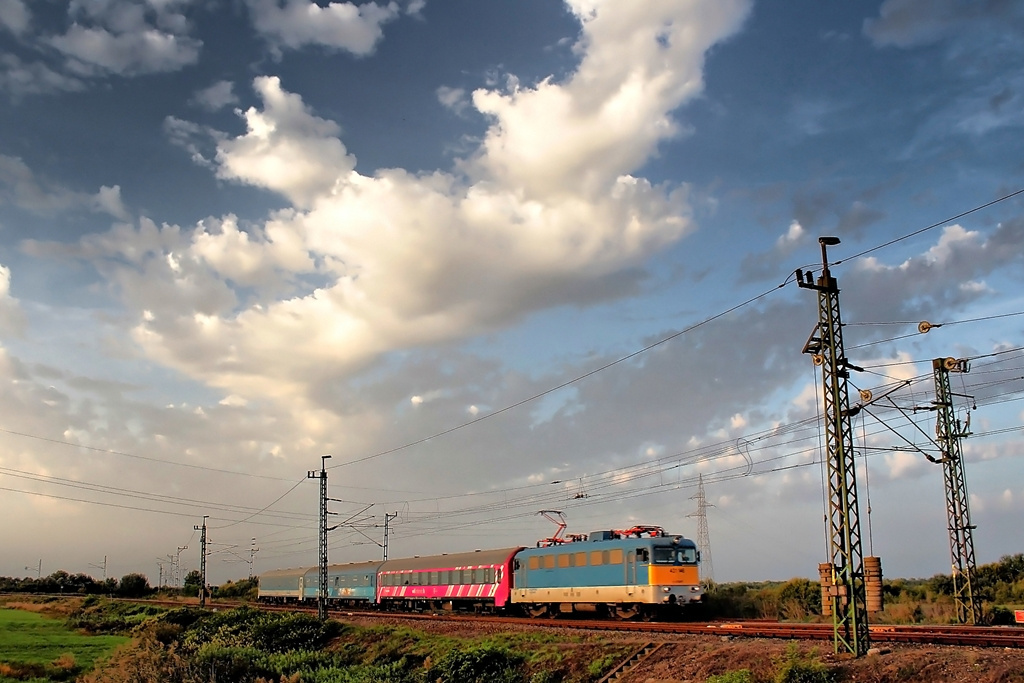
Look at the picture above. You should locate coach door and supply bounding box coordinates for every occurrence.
[625,550,636,595]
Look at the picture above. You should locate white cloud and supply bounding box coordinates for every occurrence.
[0,155,127,218]
[863,0,1021,49]
[245,0,400,54]
[776,220,804,250]
[56,0,753,405]
[436,86,468,115]
[883,450,929,480]
[0,0,29,34]
[49,24,201,75]
[191,80,238,111]
[214,76,358,208]
[0,54,85,97]
[93,185,131,221]
[466,0,750,199]
[0,263,25,336]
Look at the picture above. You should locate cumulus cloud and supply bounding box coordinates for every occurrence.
[93,185,131,221]
[48,24,201,75]
[63,0,752,404]
[0,0,204,95]
[0,262,25,335]
[436,86,468,116]
[191,80,238,111]
[0,54,85,97]
[0,0,29,34]
[245,0,400,54]
[863,0,1023,49]
[0,155,128,218]
[214,76,358,208]
[45,0,203,76]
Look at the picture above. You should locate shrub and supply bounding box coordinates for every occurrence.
[708,671,754,683]
[774,645,835,683]
[427,646,525,683]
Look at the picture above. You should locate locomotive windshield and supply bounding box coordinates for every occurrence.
[652,547,698,564]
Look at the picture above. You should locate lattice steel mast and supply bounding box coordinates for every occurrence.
[308,455,331,620]
[688,474,714,583]
[194,516,208,607]
[797,236,869,657]
[932,357,981,624]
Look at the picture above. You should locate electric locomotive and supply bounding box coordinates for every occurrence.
[510,525,702,619]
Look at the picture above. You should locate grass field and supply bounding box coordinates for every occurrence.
[0,607,129,682]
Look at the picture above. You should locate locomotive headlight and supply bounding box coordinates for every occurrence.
[662,587,671,593]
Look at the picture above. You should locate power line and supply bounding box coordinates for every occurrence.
[833,187,1024,265]
[0,427,294,482]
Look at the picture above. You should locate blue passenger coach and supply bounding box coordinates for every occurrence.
[301,561,382,605]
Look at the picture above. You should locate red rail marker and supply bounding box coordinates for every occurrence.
[1015,610,1024,624]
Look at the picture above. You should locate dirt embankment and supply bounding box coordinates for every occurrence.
[625,636,1024,683]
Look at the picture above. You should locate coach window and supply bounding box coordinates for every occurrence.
[543,555,556,570]
[486,568,495,583]
[528,556,540,570]
[575,552,587,567]
[432,571,439,585]
[678,548,698,563]
[636,548,650,563]
[590,551,603,566]
[558,554,570,568]
[609,549,624,565]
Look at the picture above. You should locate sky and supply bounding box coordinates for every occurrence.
[0,0,1022,587]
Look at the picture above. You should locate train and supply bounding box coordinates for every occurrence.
[258,524,703,619]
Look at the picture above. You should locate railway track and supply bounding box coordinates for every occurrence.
[117,598,1024,649]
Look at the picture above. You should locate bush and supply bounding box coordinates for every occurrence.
[708,671,753,683]
[427,646,525,683]
[774,645,835,683]
[117,574,153,598]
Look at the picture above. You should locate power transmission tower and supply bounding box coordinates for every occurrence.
[248,538,260,580]
[688,474,714,583]
[383,511,398,561]
[797,236,869,657]
[308,455,331,620]
[194,515,209,607]
[932,356,981,624]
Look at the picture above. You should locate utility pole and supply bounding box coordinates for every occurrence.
[176,546,188,587]
[156,559,165,588]
[383,511,398,561]
[932,356,981,624]
[688,474,714,584]
[308,455,331,620]
[797,236,869,657]
[88,556,107,581]
[248,538,260,580]
[25,560,41,579]
[194,515,209,607]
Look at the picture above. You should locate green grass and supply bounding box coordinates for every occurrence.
[0,607,129,682]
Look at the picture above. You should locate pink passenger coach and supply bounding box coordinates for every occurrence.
[376,546,523,611]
